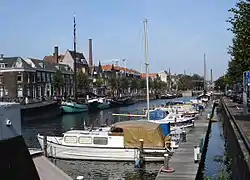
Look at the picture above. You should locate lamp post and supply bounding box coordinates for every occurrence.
[243,71,249,115]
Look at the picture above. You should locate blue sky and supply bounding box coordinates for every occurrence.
[0,0,236,79]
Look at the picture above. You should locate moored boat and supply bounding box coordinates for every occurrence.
[61,101,88,113]
[37,121,175,162]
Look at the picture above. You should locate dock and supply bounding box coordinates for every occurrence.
[155,108,211,180]
[29,149,73,180]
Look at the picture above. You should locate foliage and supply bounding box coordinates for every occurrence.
[139,78,146,89]
[95,77,104,87]
[226,0,250,83]
[76,70,89,91]
[176,74,204,90]
[130,78,138,90]
[120,77,129,90]
[52,70,64,88]
[215,76,227,90]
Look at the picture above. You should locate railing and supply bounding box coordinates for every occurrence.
[221,97,250,154]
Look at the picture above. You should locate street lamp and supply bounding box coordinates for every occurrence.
[122,58,126,75]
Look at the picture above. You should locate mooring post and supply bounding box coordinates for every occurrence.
[139,139,145,168]
[43,135,48,157]
[182,130,186,142]
[76,176,84,180]
[164,154,169,169]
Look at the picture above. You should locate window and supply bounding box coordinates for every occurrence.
[0,75,3,84]
[64,136,77,144]
[46,73,50,82]
[17,85,23,97]
[93,137,108,145]
[42,72,45,82]
[51,73,54,82]
[17,74,22,82]
[0,86,3,97]
[78,136,92,144]
[37,72,41,82]
[33,74,36,83]
[0,63,5,68]
[27,88,30,96]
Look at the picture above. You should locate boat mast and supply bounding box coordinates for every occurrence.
[143,19,150,121]
[73,15,77,102]
[203,53,206,94]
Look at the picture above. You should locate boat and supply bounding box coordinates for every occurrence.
[87,98,100,111]
[61,101,88,113]
[97,98,110,110]
[37,121,176,161]
[109,96,135,108]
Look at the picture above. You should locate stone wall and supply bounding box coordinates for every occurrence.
[220,98,250,180]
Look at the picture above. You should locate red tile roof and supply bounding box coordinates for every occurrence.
[101,64,140,74]
[43,55,64,64]
[140,73,157,79]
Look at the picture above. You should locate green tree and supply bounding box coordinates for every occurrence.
[130,78,138,91]
[53,70,64,95]
[227,0,250,83]
[120,77,129,93]
[77,71,89,92]
[95,77,104,87]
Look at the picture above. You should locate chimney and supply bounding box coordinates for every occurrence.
[0,54,3,60]
[89,39,93,67]
[210,69,213,82]
[54,46,59,63]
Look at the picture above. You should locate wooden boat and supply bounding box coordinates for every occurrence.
[37,121,175,161]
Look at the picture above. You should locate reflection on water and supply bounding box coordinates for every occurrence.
[21,98,191,180]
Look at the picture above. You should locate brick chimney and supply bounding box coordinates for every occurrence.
[89,39,93,67]
[54,46,59,63]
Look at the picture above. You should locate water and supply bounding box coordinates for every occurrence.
[204,109,227,179]
[21,97,197,180]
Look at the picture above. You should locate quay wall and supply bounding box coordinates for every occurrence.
[220,97,250,180]
[21,101,62,122]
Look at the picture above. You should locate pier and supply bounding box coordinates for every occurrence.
[155,107,212,180]
[29,149,73,180]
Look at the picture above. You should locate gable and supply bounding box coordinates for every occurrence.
[13,57,23,68]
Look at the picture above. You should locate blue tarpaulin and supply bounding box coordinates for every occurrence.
[160,123,171,136]
[149,109,168,120]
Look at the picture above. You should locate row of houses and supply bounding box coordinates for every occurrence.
[0,39,173,99]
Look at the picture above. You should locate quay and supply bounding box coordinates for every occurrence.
[29,149,73,180]
[221,97,250,179]
[155,106,212,180]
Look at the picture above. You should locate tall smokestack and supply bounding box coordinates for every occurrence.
[203,53,207,92]
[54,46,59,63]
[89,39,93,67]
[210,69,213,82]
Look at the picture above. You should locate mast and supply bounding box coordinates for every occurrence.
[73,15,77,101]
[143,19,150,121]
[203,53,206,94]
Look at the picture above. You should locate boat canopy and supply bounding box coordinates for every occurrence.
[149,109,168,120]
[111,121,165,148]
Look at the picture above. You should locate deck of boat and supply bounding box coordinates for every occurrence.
[155,108,211,180]
[29,149,73,180]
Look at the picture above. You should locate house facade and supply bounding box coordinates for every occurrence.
[0,56,73,99]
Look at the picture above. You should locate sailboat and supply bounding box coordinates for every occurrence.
[61,16,88,113]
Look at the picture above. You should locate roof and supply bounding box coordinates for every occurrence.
[43,55,64,64]
[140,73,158,79]
[101,64,140,74]
[68,50,88,65]
[0,57,33,69]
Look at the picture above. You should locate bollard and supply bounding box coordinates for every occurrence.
[194,146,200,163]
[161,154,175,173]
[43,135,48,157]
[164,154,169,169]
[182,130,186,142]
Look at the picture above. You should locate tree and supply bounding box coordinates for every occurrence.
[76,70,89,92]
[227,0,250,83]
[130,78,138,93]
[120,77,129,94]
[52,70,64,95]
[95,77,104,87]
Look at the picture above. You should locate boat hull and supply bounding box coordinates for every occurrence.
[61,103,88,113]
[37,135,168,162]
[97,103,110,110]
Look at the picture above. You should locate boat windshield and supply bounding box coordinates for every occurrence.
[149,109,168,120]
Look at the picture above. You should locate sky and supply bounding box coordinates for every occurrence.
[0,0,237,79]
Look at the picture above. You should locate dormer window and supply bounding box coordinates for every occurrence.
[39,62,44,68]
[0,63,5,68]
[55,65,59,70]
[15,58,23,68]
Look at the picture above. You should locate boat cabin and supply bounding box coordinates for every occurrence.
[61,121,168,149]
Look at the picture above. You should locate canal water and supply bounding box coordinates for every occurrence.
[21,97,224,180]
[203,108,227,179]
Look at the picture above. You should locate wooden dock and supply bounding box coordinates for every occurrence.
[29,149,73,180]
[155,109,211,180]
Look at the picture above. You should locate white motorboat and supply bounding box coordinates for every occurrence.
[37,121,177,162]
